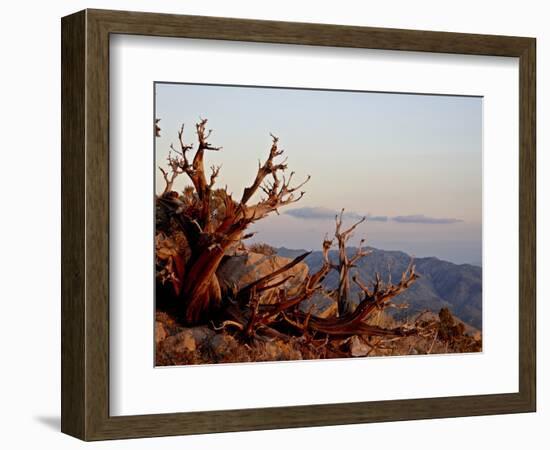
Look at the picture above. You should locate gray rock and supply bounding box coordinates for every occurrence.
[190,327,215,345]
[162,329,196,353]
[217,252,309,303]
[207,333,238,356]
[349,335,370,357]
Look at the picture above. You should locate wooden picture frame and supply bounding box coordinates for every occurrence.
[61,9,536,441]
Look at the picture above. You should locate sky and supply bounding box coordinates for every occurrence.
[155,83,482,266]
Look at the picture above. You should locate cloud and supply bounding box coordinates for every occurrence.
[284,207,387,221]
[366,214,389,222]
[285,207,348,220]
[391,214,462,224]
[285,208,461,224]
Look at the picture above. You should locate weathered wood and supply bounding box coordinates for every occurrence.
[61,10,86,440]
[158,120,311,323]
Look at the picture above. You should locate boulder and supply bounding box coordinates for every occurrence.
[190,326,216,345]
[160,326,215,354]
[155,321,167,344]
[162,329,197,353]
[216,252,309,303]
[349,335,370,357]
[207,333,239,357]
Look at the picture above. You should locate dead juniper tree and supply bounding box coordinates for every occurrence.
[330,210,371,316]
[157,118,423,350]
[156,119,310,323]
[231,212,420,342]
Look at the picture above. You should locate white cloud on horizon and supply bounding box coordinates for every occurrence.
[392,214,463,224]
[284,207,462,224]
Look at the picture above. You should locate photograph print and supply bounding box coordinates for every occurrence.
[154,83,483,366]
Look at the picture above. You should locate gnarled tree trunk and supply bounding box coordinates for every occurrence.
[156,119,309,324]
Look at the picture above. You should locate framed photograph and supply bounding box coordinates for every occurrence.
[61,9,536,441]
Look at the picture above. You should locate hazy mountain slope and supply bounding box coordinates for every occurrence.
[276,246,482,330]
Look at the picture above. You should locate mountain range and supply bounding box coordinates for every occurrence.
[276,246,482,330]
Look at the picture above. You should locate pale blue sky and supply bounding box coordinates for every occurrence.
[155,83,482,265]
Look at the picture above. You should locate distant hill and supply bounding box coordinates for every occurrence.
[276,246,482,330]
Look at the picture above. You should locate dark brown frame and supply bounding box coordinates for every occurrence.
[61,9,536,441]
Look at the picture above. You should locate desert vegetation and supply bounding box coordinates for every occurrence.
[155,119,481,365]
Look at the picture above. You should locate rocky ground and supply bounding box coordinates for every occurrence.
[155,249,481,366]
[155,309,482,366]
[156,311,312,365]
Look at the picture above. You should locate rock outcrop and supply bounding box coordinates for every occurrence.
[216,252,309,304]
